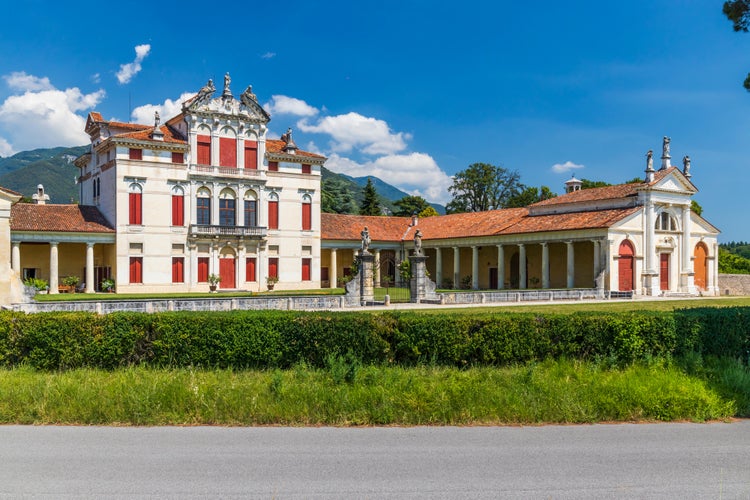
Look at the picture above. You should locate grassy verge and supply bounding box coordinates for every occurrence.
[0,358,745,425]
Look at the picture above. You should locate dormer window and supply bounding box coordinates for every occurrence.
[655,212,677,231]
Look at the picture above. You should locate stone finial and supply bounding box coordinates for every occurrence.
[222,72,232,98]
[645,150,655,182]
[682,155,692,179]
[32,184,49,205]
[660,136,671,170]
[281,127,298,153]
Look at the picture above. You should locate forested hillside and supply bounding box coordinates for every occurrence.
[0,146,88,203]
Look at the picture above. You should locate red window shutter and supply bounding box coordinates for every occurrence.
[129,192,142,225]
[246,257,257,282]
[244,141,257,170]
[172,152,184,163]
[268,200,279,230]
[302,164,311,174]
[302,202,312,230]
[172,257,184,283]
[219,137,237,168]
[268,258,279,279]
[268,161,278,172]
[198,257,209,282]
[129,148,142,160]
[197,135,211,165]
[171,195,184,226]
[129,257,142,284]
[302,258,311,281]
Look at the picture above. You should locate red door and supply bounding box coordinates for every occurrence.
[219,258,236,289]
[694,244,708,290]
[618,241,634,291]
[660,253,669,291]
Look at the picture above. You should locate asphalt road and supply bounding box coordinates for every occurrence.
[1,422,749,499]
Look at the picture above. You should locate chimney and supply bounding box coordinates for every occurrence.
[411,212,418,226]
[32,184,49,205]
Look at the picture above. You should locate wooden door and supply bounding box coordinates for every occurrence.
[618,241,634,291]
[219,258,235,289]
[489,268,498,289]
[660,253,669,291]
[694,243,708,290]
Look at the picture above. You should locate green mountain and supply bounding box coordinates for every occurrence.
[0,145,88,203]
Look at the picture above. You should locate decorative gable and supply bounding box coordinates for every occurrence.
[650,169,697,194]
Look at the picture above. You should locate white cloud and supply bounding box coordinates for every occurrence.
[131,92,195,124]
[0,74,105,152]
[264,95,319,117]
[326,152,452,204]
[298,112,410,155]
[551,160,585,173]
[91,73,101,84]
[3,71,54,92]
[261,52,276,59]
[116,44,151,84]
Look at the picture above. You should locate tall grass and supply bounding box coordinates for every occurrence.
[0,358,744,425]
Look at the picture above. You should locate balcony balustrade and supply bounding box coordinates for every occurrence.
[189,224,267,239]
[190,164,264,179]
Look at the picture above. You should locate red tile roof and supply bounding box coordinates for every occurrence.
[530,182,642,207]
[497,207,641,235]
[321,213,413,241]
[11,204,114,233]
[114,125,187,144]
[266,139,325,159]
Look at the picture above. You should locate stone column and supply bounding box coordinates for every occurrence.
[189,244,198,288]
[644,199,659,295]
[358,252,375,305]
[435,247,443,288]
[409,254,432,303]
[330,248,338,289]
[518,243,527,289]
[49,241,59,294]
[374,249,381,287]
[471,245,479,290]
[566,241,575,288]
[541,242,550,289]
[681,204,695,293]
[453,246,460,288]
[592,240,600,278]
[497,244,505,290]
[11,241,20,274]
[85,243,95,293]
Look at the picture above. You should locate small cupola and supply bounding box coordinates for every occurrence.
[564,175,582,193]
[281,127,298,154]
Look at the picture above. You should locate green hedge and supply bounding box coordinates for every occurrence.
[0,307,747,370]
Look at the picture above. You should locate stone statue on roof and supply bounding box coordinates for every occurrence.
[662,136,671,158]
[646,149,654,171]
[154,111,160,127]
[241,85,257,102]
[682,155,691,178]
[360,227,371,255]
[222,72,232,98]
[413,229,423,256]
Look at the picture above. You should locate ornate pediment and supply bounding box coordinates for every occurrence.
[182,77,270,124]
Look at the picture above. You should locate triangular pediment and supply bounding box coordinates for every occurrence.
[651,169,697,194]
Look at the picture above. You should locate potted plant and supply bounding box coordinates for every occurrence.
[266,275,279,290]
[101,278,115,293]
[208,273,221,292]
[61,275,80,293]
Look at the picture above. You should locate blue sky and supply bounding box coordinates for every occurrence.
[1,0,748,241]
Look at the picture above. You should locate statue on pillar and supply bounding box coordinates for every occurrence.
[413,229,423,256]
[222,72,232,98]
[360,226,371,255]
[682,155,691,178]
[646,149,654,171]
[662,136,671,158]
[154,110,160,128]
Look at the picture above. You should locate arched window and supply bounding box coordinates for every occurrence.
[128,183,142,225]
[171,185,184,226]
[219,126,237,168]
[244,190,258,227]
[219,188,237,226]
[301,194,312,231]
[197,126,211,166]
[268,192,279,230]
[196,187,211,225]
[655,211,677,231]
[618,240,635,291]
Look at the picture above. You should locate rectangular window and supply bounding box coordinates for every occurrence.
[268,257,279,279]
[129,148,142,160]
[197,198,211,225]
[268,200,279,230]
[245,257,257,282]
[219,198,235,226]
[171,195,184,226]
[268,161,279,172]
[129,192,142,225]
[302,163,311,174]
[244,140,258,170]
[302,202,312,231]
[129,257,143,284]
[172,152,184,163]
[172,257,184,283]
[244,200,257,227]
[197,135,211,165]
[219,137,237,168]
[302,258,311,281]
[197,257,209,283]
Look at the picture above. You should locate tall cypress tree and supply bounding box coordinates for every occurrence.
[359,178,382,216]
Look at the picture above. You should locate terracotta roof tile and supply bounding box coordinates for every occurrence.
[321,213,413,241]
[530,182,643,207]
[11,204,114,233]
[498,207,641,235]
[114,125,186,144]
[266,139,325,159]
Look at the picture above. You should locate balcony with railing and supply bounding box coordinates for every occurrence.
[190,164,264,180]
[189,224,267,239]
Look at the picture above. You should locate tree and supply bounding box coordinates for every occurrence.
[321,177,358,214]
[690,200,703,216]
[505,186,557,208]
[359,178,382,216]
[723,0,750,90]
[580,179,612,189]
[393,195,431,217]
[446,163,523,214]
[418,206,439,217]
